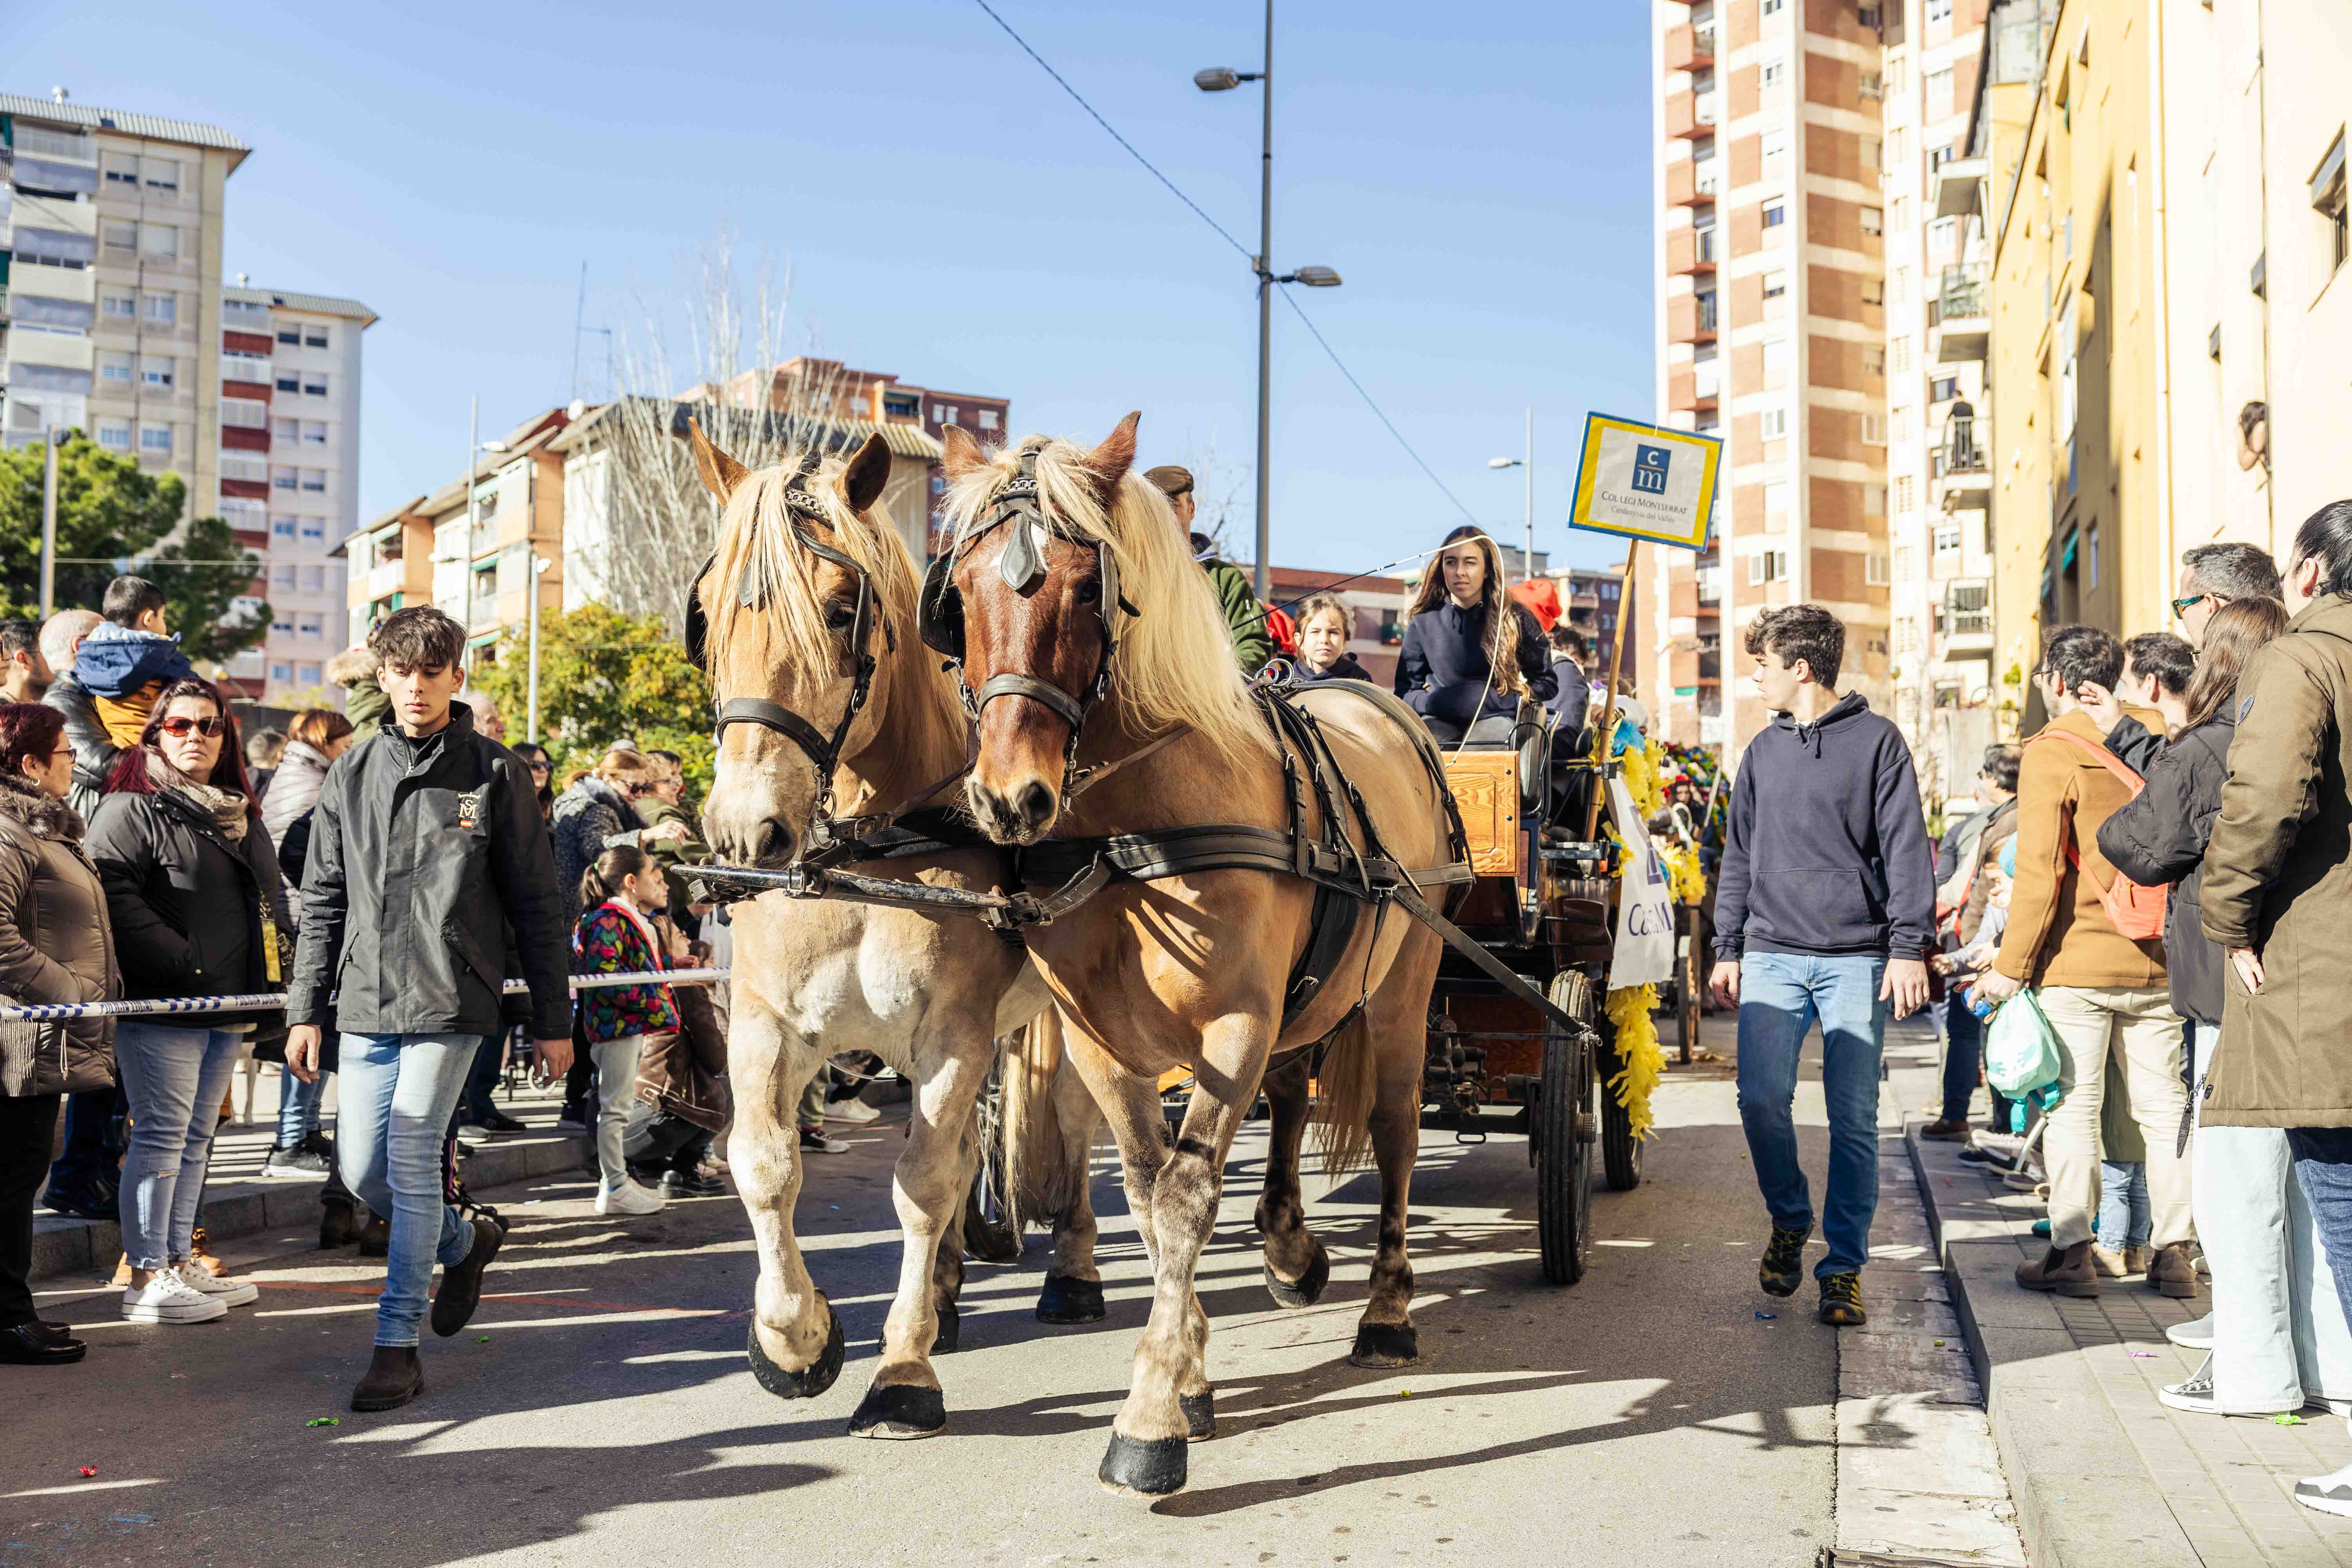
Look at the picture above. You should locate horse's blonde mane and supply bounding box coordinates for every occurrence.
[943,434,1273,768]
[703,451,922,693]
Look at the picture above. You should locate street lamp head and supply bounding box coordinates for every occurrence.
[1290,265,1343,288]
[1194,67,1242,91]
[480,439,512,454]
[1488,457,1521,469]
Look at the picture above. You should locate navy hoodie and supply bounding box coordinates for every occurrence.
[1393,601,1557,728]
[1712,690,1935,960]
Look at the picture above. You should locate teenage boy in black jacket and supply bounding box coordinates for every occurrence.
[1708,604,1934,1328]
[284,608,572,1412]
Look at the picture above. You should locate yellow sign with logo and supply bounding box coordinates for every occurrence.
[1566,413,1723,552]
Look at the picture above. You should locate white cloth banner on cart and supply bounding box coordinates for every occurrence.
[1607,777,1677,991]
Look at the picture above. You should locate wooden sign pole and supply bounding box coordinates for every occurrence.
[1581,539,1641,840]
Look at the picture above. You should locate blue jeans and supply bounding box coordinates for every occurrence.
[1735,952,1888,1279]
[46,1085,123,1192]
[2098,1159,2151,1251]
[277,1067,327,1147]
[460,1033,506,1122]
[113,1024,243,1269]
[2289,1130,2352,1363]
[338,1033,481,1347]
[1940,991,1981,1123]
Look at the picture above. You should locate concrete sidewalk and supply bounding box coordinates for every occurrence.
[1913,1102,2352,1566]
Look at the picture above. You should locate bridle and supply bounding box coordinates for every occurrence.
[918,446,1137,804]
[685,448,891,848]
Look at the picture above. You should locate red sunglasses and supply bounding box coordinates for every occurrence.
[159,715,226,739]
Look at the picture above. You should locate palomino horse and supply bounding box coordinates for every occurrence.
[933,415,1454,1497]
[686,423,1102,1437]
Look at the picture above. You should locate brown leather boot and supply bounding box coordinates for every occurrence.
[2147,1243,2201,1299]
[350,1346,424,1412]
[2017,1241,2100,1296]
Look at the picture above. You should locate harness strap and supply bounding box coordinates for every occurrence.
[974,672,1088,731]
[715,698,841,769]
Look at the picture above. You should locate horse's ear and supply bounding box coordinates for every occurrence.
[1078,410,1141,502]
[941,423,989,481]
[686,417,750,503]
[840,431,891,513]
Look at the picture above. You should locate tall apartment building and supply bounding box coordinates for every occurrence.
[217,283,376,701]
[1650,0,1893,756]
[1,91,245,522]
[1882,0,1998,797]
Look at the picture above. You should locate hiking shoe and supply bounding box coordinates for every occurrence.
[1817,1272,1866,1326]
[122,1267,227,1325]
[2017,1242,2100,1297]
[430,1217,504,1337]
[2147,1243,2201,1299]
[799,1127,849,1156]
[264,1140,331,1178]
[594,1179,665,1216]
[1759,1224,1811,1298]
[350,1346,424,1412]
[1920,1118,1969,1141]
[2167,1314,2214,1349]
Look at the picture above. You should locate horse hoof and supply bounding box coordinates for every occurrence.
[1348,1322,1419,1368]
[1097,1431,1188,1497]
[1262,1241,1330,1310]
[847,1381,947,1440]
[1036,1274,1107,1324]
[746,1303,846,1400]
[931,1301,961,1355]
[1180,1389,1216,1442]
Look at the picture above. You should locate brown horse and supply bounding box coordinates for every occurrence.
[685,423,1105,1438]
[935,415,1455,1497]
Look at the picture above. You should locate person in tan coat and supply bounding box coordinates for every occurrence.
[1976,624,2191,1299]
[2200,499,2352,1519]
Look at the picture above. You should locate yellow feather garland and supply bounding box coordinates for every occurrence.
[1602,982,1666,1140]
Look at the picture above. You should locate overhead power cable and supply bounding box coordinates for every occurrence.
[967,0,1484,533]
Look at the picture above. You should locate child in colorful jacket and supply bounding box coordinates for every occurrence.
[571,845,680,1217]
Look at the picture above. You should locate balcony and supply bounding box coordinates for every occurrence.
[1932,264,1989,362]
[1940,582,1993,654]
[1665,23,1716,71]
[1666,156,1720,207]
[1935,154,1987,220]
[221,354,273,392]
[1665,89,1718,140]
[1666,224,1718,277]
[1668,291,1719,345]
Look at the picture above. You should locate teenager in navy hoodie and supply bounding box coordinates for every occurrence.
[1708,604,1934,1328]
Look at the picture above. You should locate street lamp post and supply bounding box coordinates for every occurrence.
[526,553,552,742]
[39,427,67,619]
[1487,407,1535,584]
[1198,2,1341,600]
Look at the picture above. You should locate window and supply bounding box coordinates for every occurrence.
[139,425,173,454]
[1864,344,1887,376]
[272,518,298,541]
[1891,336,1913,374]
[1762,0,1782,12]
[1886,55,1907,95]
[100,353,134,386]
[97,422,133,451]
[141,358,175,389]
[143,293,176,325]
[277,327,301,346]
[143,158,179,191]
[1928,0,1952,18]
[1865,483,1888,516]
[1894,474,1916,512]
[298,662,322,687]
[102,220,138,252]
[303,421,328,445]
[298,614,324,641]
[276,368,301,393]
[1764,479,1790,514]
[272,466,299,492]
[1762,57,1786,89]
[1927,66,1955,114]
[1863,205,1885,238]
[300,518,328,543]
[273,417,300,443]
[1861,412,1887,445]
[1932,375,1961,402]
[272,564,297,592]
[301,565,325,593]
[1885,129,1905,171]
[270,662,293,686]
[222,399,269,430]
[1763,336,1792,381]
[304,326,329,350]
[142,223,178,259]
[1929,216,1956,256]
[1935,521,1962,555]
[270,613,294,636]
[2315,132,2349,275]
[1861,275,1885,305]
[2087,524,2102,590]
[1763,200,1788,228]
[103,154,139,185]
[1891,265,1909,303]
[933,403,958,424]
[1760,407,1788,440]
[1866,552,1890,586]
[102,293,136,320]
[1859,70,1882,101]
[301,469,327,492]
[1762,267,1788,299]
[302,374,328,397]
[1762,129,1789,172]
[1748,550,1788,584]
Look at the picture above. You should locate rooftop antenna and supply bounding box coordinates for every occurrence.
[52,86,69,103]
[570,261,587,405]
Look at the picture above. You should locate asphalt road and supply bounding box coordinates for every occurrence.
[5,1027,1862,1568]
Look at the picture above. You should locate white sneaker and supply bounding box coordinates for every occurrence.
[122,1267,229,1324]
[2166,1314,2214,1349]
[825,1096,882,1125]
[2297,1462,2352,1517]
[595,1179,666,1216]
[172,1259,259,1308]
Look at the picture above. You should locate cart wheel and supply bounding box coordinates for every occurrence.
[1597,1024,1646,1193]
[1536,970,1595,1286]
[963,1057,1021,1264]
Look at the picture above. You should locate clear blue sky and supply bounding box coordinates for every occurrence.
[16,0,1655,577]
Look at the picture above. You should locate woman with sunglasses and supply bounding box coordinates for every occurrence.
[87,680,292,1325]
[510,742,555,822]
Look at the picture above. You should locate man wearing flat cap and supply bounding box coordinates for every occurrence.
[1145,465,1275,673]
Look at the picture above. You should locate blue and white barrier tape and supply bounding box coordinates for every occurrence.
[0,968,730,1023]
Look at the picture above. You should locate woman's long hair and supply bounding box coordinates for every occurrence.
[579,843,654,914]
[2181,597,2290,733]
[103,678,261,817]
[1403,526,1523,695]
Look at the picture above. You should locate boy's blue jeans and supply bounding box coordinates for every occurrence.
[1735,952,1889,1279]
[337,1033,480,1347]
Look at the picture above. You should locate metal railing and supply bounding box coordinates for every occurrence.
[1938,413,1986,475]
[1937,264,1988,321]
[0,968,728,1024]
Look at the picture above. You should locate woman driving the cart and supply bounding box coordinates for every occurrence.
[1394,526,1556,745]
